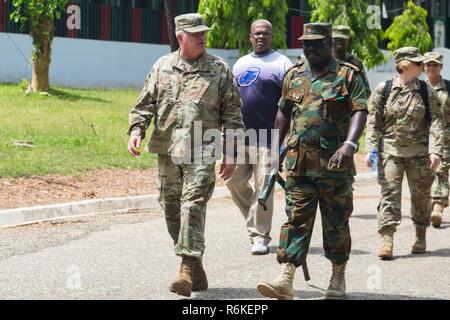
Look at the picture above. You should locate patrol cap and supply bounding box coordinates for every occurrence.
[424,51,444,65]
[175,13,210,33]
[332,25,351,39]
[299,23,332,40]
[393,47,425,64]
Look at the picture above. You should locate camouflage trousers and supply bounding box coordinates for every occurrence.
[377,155,434,232]
[157,154,215,258]
[431,158,450,207]
[277,176,353,267]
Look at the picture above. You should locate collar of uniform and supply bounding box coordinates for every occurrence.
[172,50,209,72]
[432,77,446,91]
[305,57,338,81]
[392,76,420,90]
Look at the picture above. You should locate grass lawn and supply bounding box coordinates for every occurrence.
[0,83,367,178]
[0,83,156,178]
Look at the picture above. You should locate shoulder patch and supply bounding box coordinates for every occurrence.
[340,61,360,72]
[283,62,306,81]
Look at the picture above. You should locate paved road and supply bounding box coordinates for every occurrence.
[0,177,449,300]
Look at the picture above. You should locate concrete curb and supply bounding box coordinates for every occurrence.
[0,172,376,229]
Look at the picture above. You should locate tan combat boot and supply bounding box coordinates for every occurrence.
[257,262,296,300]
[431,203,444,228]
[378,227,395,260]
[169,256,197,297]
[192,258,208,291]
[325,261,347,299]
[411,227,427,254]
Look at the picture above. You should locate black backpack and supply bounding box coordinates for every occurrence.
[380,79,430,126]
[445,79,450,95]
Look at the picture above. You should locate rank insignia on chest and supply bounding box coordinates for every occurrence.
[288,88,304,102]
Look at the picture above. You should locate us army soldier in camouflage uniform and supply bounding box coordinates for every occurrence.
[424,52,450,228]
[332,25,370,93]
[365,47,443,260]
[257,23,368,300]
[127,13,245,297]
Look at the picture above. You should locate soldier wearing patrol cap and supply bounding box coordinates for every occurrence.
[366,47,444,259]
[257,23,368,299]
[127,13,245,297]
[424,52,450,228]
[332,25,371,93]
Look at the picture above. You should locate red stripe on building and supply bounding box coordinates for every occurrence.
[161,12,169,45]
[290,16,304,49]
[106,5,111,40]
[132,8,142,42]
[0,0,6,32]
[100,5,112,40]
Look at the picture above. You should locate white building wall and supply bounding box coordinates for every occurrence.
[1,33,450,90]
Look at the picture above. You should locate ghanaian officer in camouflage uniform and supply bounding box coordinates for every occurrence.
[332,25,370,93]
[257,23,368,300]
[127,13,245,297]
[365,47,443,260]
[424,52,450,228]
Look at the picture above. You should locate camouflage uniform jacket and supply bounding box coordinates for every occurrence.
[280,58,368,178]
[127,50,245,157]
[365,77,443,157]
[428,78,450,158]
[343,52,370,94]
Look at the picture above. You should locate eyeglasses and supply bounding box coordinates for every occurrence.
[303,40,329,49]
[251,31,273,37]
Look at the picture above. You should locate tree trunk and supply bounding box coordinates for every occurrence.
[30,16,54,92]
[164,0,179,52]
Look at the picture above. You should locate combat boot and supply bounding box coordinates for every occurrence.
[325,261,347,299]
[169,256,197,297]
[411,227,427,254]
[431,203,444,228]
[192,258,208,291]
[378,227,395,260]
[257,262,296,300]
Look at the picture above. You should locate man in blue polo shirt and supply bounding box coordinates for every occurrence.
[227,19,293,255]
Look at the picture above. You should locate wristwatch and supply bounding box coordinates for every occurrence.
[344,140,358,152]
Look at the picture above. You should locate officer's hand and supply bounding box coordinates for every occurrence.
[429,153,441,171]
[366,153,373,168]
[332,144,355,169]
[219,154,236,180]
[128,136,141,157]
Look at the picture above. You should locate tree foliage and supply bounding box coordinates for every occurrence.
[198,0,288,55]
[308,0,385,69]
[10,0,68,92]
[384,0,433,53]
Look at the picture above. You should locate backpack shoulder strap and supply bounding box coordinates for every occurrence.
[381,79,393,109]
[419,80,430,126]
[445,79,450,94]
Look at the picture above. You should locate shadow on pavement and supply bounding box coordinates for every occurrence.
[346,292,441,300]
[391,248,450,260]
[268,246,369,255]
[191,288,440,300]
[192,288,323,300]
[434,222,450,229]
[351,214,377,220]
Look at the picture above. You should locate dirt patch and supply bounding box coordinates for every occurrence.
[0,154,369,210]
